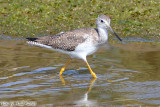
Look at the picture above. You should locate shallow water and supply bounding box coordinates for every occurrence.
[0,37,160,106]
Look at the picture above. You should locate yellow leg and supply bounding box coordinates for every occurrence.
[59,59,71,76]
[85,61,97,78]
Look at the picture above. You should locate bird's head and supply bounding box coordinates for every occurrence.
[96,15,122,41]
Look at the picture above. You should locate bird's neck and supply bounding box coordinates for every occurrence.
[97,27,108,44]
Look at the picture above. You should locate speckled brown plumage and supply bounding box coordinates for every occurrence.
[27,28,99,51]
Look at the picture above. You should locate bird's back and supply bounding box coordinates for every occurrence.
[27,28,99,51]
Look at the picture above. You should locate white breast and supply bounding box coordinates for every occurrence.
[67,36,98,61]
[98,27,108,44]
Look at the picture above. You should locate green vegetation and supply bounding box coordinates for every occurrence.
[0,0,159,39]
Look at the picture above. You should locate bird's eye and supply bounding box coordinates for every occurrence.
[100,20,104,23]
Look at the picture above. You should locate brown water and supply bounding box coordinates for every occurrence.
[0,37,160,106]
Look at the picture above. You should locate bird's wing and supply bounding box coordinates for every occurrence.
[33,31,87,51]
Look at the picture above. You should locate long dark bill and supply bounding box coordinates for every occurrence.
[109,27,122,41]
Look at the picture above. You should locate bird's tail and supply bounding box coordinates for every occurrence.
[26,37,38,41]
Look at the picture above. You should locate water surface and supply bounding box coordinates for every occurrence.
[0,37,160,106]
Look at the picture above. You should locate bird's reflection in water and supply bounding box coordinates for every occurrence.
[59,75,66,85]
[59,76,97,106]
